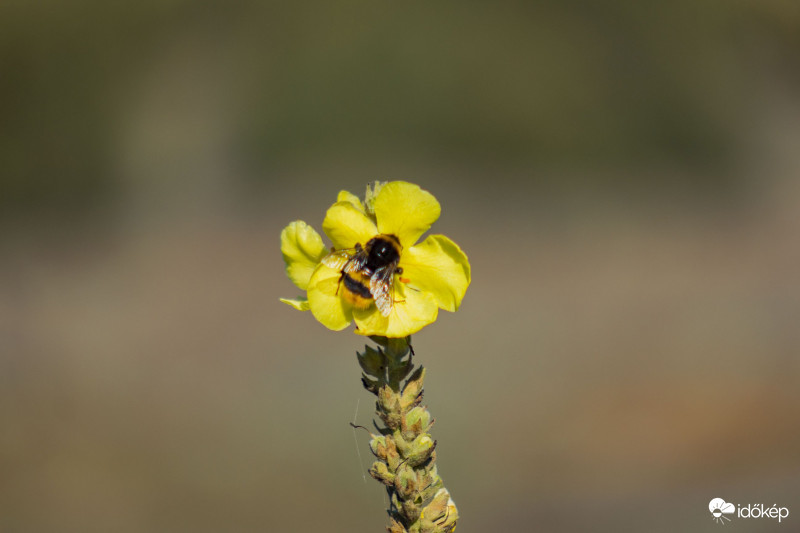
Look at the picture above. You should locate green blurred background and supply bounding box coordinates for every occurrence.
[2,1,799,531]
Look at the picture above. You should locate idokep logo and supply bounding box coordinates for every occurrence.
[709,497,790,525]
[709,498,735,524]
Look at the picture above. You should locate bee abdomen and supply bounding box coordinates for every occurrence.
[343,273,372,300]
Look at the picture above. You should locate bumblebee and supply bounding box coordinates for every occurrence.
[321,234,403,316]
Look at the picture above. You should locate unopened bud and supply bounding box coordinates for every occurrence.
[387,518,407,533]
[406,434,436,467]
[402,406,432,439]
[378,386,402,429]
[420,489,458,533]
[368,461,394,487]
[369,435,388,459]
[400,368,425,410]
[393,463,419,500]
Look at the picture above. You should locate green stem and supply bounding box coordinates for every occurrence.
[356,336,458,533]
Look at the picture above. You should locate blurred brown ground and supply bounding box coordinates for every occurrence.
[2,2,800,532]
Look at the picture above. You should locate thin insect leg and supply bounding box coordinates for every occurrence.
[336,254,357,296]
[349,422,372,435]
[336,271,344,296]
[392,272,406,305]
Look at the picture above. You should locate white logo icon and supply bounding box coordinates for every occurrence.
[709,498,735,524]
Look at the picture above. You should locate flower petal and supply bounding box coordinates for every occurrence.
[353,281,439,337]
[307,264,353,331]
[279,297,310,311]
[374,181,440,248]
[281,221,328,291]
[336,190,365,212]
[322,201,378,250]
[401,235,471,312]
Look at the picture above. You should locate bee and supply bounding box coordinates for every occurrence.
[322,234,403,316]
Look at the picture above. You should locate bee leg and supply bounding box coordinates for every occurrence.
[335,271,345,296]
[391,280,405,305]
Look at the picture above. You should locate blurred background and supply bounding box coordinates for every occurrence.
[2,1,799,531]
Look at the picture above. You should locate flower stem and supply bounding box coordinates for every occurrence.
[356,336,458,533]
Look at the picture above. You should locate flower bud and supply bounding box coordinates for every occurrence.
[393,463,419,500]
[405,434,436,467]
[392,432,411,457]
[420,489,458,533]
[370,435,400,465]
[387,518,407,533]
[415,467,441,502]
[369,435,388,459]
[400,368,425,410]
[378,386,402,429]
[402,406,432,439]
[401,498,422,524]
[368,461,395,487]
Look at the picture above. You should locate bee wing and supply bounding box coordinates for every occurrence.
[370,266,397,317]
[321,248,366,273]
[321,250,352,271]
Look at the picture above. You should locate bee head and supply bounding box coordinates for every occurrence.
[367,235,401,266]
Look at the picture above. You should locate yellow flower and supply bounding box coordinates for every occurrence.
[280,181,470,337]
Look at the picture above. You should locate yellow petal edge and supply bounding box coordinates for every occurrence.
[401,234,471,312]
[280,297,310,311]
[281,221,328,291]
[322,201,378,250]
[336,190,365,212]
[374,181,441,248]
[307,265,353,331]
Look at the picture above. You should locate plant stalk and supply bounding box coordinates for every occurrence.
[356,336,458,533]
